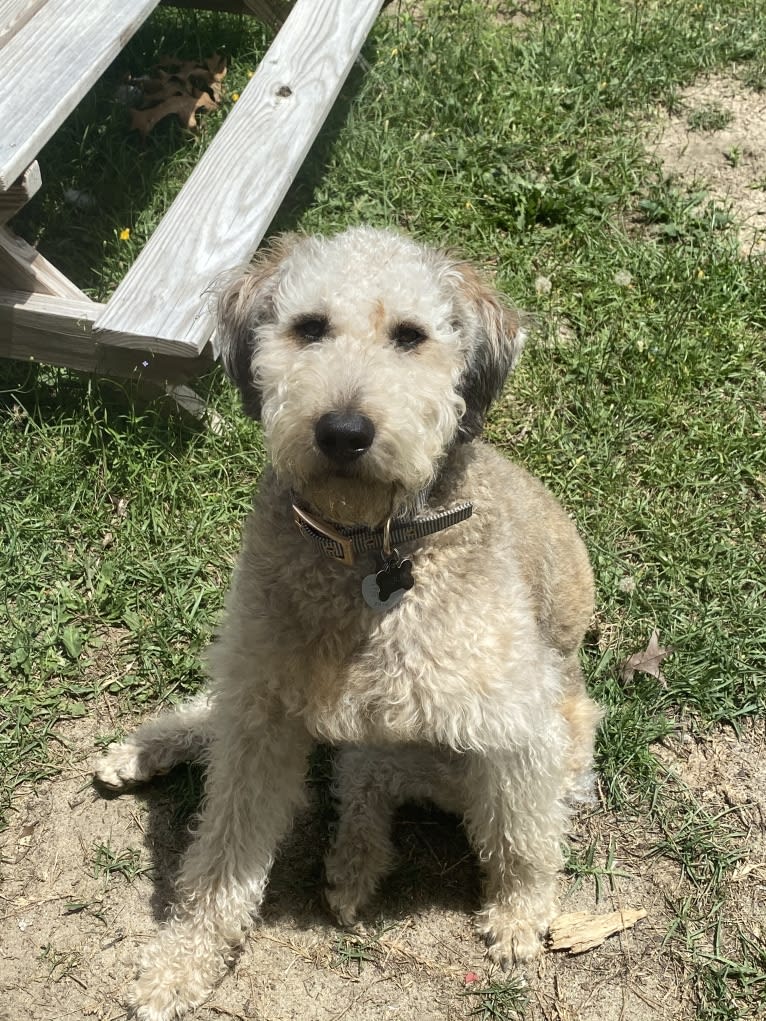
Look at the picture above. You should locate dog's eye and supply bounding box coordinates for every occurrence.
[292,314,329,343]
[391,322,427,350]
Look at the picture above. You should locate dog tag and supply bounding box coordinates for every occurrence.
[361,557,414,612]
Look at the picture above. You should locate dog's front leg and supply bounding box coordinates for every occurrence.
[464,744,568,967]
[131,710,311,1021]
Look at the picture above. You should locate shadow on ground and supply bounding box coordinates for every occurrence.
[95,753,481,931]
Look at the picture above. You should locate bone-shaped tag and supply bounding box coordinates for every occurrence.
[361,557,414,612]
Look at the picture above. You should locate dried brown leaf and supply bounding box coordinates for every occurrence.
[126,53,223,135]
[130,95,200,137]
[620,628,673,685]
[136,73,169,96]
[156,59,212,89]
[548,908,648,954]
[206,51,227,82]
[138,80,186,105]
[193,92,218,115]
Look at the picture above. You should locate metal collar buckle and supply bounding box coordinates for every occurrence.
[292,503,355,565]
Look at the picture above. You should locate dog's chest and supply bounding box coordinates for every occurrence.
[269,544,508,749]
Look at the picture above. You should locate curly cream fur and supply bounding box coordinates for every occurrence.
[94,227,601,1020]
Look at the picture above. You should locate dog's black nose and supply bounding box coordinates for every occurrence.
[315,412,375,463]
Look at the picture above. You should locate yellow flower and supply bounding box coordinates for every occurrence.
[231,92,240,102]
[119,228,130,241]
[247,70,254,79]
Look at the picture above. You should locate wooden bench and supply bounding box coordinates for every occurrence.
[0,0,383,395]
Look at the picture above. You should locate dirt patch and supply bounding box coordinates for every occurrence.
[648,75,766,253]
[2,709,762,1020]
[653,720,766,935]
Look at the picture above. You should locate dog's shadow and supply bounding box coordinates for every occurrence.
[98,747,481,931]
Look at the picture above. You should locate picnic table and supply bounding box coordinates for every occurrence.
[0,0,382,400]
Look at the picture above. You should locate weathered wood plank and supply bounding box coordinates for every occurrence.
[0,0,161,189]
[0,289,212,381]
[0,291,103,373]
[0,226,91,299]
[0,0,47,50]
[0,162,42,225]
[94,0,383,354]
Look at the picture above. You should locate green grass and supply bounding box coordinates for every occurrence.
[332,928,387,975]
[2,1,766,1017]
[462,975,528,1020]
[14,10,272,297]
[687,102,734,132]
[91,841,151,882]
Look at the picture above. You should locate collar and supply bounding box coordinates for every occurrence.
[292,497,473,566]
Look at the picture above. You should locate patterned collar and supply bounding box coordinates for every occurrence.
[292,498,473,566]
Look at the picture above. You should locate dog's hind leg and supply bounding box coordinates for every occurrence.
[558,658,603,802]
[94,692,213,790]
[324,745,463,926]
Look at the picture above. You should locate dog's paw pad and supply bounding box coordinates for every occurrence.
[93,742,149,790]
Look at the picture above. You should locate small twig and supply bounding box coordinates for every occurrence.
[206,1005,247,1020]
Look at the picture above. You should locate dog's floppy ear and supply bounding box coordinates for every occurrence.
[217,234,299,418]
[448,261,526,441]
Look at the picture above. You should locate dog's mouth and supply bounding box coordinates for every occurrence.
[273,421,435,527]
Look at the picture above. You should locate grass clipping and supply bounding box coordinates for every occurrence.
[548,909,648,954]
[125,53,227,137]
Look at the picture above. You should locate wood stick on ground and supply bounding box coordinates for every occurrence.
[547,909,648,954]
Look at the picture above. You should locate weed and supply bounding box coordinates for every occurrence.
[462,975,528,1020]
[741,62,766,92]
[39,943,82,982]
[687,102,734,132]
[64,899,107,923]
[333,929,385,975]
[93,729,126,750]
[637,186,733,238]
[565,835,628,901]
[91,842,151,882]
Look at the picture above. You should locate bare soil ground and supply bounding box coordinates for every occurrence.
[648,74,766,253]
[2,701,763,1021]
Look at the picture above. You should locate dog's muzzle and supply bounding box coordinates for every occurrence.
[314,412,375,465]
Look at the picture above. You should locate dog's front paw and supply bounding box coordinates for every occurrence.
[94,741,152,790]
[130,938,228,1020]
[131,971,209,1021]
[475,903,548,968]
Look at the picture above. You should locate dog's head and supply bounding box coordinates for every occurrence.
[218,227,524,525]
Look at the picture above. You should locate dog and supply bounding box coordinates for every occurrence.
[94,226,601,1020]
